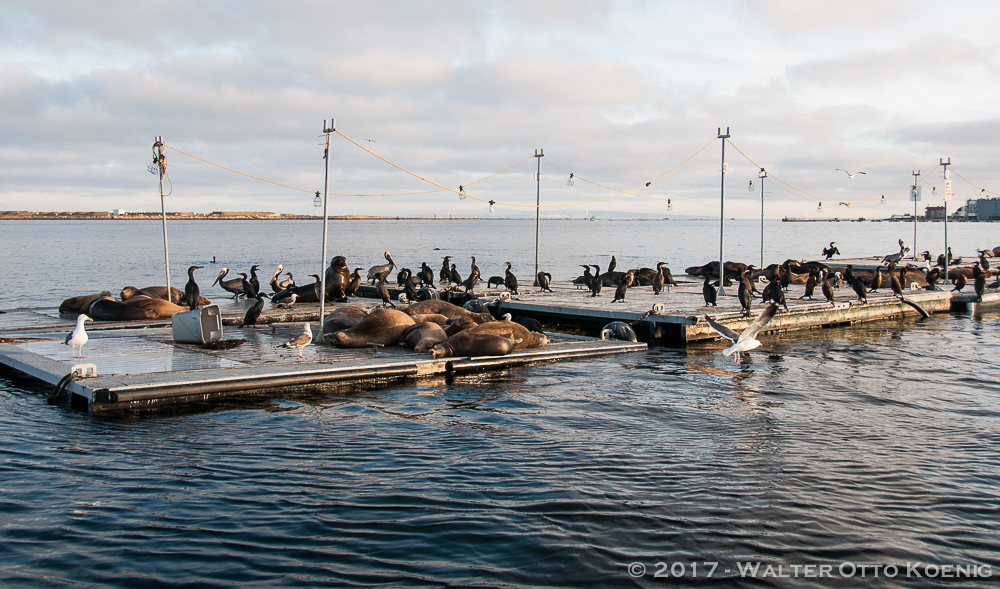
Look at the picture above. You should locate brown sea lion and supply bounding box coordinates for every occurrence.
[430,332,514,359]
[410,313,449,326]
[121,285,210,306]
[466,321,549,350]
[400,322,449,353]
[321,305,369,343]
[328,308,415,348]
[324,255,352,302]
[59,291,112,314]
[404,300,494,323]
[88,296,157,321]
[443,316,478,337]
[120,295,190,318]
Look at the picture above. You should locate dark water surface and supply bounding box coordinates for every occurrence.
[1,220,999,587]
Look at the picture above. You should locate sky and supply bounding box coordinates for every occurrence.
[2,0,999,219]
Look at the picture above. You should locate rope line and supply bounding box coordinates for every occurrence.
[951,169,999,197]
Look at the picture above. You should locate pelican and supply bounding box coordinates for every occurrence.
[276,272,295,291]
[211,268,246,299]
[367,251,396,285]
[268,264,285,292]
[835,169,866,179]
[705,303,778,364]
[283,323,313,359]
[64,314,93,358]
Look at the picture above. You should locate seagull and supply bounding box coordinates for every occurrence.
[705,303,778,364]
[283,323,313,359]
[64,314,93,358]
[275,293,298,309]
[835,169,866,179]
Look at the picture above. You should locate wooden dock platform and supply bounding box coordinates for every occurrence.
[0,319,645,413]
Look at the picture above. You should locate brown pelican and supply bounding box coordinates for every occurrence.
[268,264,285,292]
[367,252,396,285]
[276,272,295,291]
[211,268,246,299]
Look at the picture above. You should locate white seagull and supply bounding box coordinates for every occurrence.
[705,303,778,364]
[64,314,93,358]
[283,323,313,359]
[835,169,866,179]
[276,293,299,309]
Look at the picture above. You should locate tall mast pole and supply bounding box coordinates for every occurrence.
[319,119,334,325]
[534,148,543,279]
[718,127,730,295]
[941,158,952,285]
[759,168,767,269]
[912,170,920,260]
[153,136,171,297]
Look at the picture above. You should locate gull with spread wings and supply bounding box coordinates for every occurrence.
[705,303,778,364]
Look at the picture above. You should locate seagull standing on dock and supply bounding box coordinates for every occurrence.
[835,169,866,179]
[283,323,313,359]
[706,303,778,364]
[64,314,93,358]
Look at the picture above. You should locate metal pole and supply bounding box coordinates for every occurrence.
[759,168,767,269]
[153,137,171,298]
[718,127,730,295]
[912,170,920,260]
[534,148,543,278]
[319,119,334,326]
[941,158,951,284]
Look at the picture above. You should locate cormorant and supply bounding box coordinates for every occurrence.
[590,265,603,297]
[536,271,553,293]
[504,262,519,295]
[612,270,634,303]
[703,275,718,307]
[242,292,269,327]
[185,265,204,310]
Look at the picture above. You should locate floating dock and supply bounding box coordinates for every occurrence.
[1,264,996,413]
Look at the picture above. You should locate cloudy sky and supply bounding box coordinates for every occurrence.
[2,0,998,218]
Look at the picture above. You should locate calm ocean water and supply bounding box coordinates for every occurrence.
[1,219,999,587]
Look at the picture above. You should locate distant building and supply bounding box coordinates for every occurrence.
[924,206,945,219]
[975,198,1000,221]
[112,209,127,216]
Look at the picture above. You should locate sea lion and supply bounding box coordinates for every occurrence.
[443,316,478,337]
[465,321,549,350]
[120,295,190,318]
[430,332,514,359]
[400,322,449,353]
[328,308,414,348]
[410,313,449,326]
[321,305,369,341]
[59,291,112,314]
[685,261,747,281]
[121,286,210,306]
[324,255,352,302]
[404,300,494,323]
[88,296,157,321]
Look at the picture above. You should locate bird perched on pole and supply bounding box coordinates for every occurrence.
[64,314,93,358]
[185,265,204,310]
[283,323,313,359]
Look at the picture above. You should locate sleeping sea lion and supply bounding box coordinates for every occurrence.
[120,295,190,318]
[400,322,449,353]
[59,291,112,314]
[409,313,449,326]
[443,316,478,337]
[466,321,549,350]
[328,308,415,348]
[121,285,210,306]
[404,300,494,323]
[430,332,514,359]
[88,296,157,321]
[321,305,369,343]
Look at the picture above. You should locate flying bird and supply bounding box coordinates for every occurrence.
[835,169,866,179]
[705,303,779,364]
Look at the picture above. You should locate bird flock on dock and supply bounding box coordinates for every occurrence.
[56,240,1000,364]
